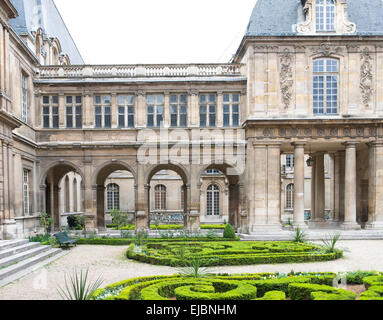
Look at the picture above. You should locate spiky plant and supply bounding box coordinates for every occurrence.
[57,268,103,300]
[321,233,342,253]
[177,256,213,279]
[292,227,307,243]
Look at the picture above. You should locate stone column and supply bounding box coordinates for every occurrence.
[187,164,201,231]
[292,142,307,229]
[312,153,326,224]
[217,91,223,127]
[366,141,383,229]
[135,163,149,230]
[341,142,361,229]
[310,154,316,222]
[69,175,74,213]
[333,151,345,223]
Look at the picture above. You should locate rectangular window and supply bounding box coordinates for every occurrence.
[223,93,240,127]
[65,96,82,128]
[22,74,28,122]
[316,0,335,32]
[23,170,30,215]
[117,95,135,128]
[313,59,338,115]
[199,94,216,127]
[94,95,112,128]
[42,95,59,128]
[147,94,164,127]
[170,94,187,127]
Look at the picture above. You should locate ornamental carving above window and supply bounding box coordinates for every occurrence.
[297,0,356,35]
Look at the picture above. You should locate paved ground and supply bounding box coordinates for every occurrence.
[0,240,382,300]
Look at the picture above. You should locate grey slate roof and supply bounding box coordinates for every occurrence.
[246,0,383,36]
[9,0,84,64]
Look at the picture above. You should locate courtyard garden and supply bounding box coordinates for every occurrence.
[93,271,383,300]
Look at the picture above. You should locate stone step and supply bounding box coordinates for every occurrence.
[0,248,62,281]
[0,245,52,268]
[0,242,41,260]
[0,240,29,252]
[0,250,68,289]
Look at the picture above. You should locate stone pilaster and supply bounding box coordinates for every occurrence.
[341,142,361,229]
[251,142,282,232]
[313,153,325,223]
[135,163,149,230]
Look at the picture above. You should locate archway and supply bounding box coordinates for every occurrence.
[146,164,189,228]
[94,162,136,229]
[41,162,85,231]
[199,164,240,229]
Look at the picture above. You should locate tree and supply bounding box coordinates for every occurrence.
[40,212,53,234]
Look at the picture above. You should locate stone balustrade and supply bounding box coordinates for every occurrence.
[38,64,245,79]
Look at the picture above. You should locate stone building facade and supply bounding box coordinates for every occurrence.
[1,0,383,239]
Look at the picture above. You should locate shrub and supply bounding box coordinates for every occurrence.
[288,283,356,300]
[255,291,286,300]
[39,212,53,234]
[110,209,129,228]
[223,224,236,239]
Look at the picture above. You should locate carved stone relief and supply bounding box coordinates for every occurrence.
[360,48,374,107]
[279,49,294,109]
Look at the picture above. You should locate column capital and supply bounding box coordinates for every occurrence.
[342,141,359,148]
[292,142,306,148]
[367,140,383,148]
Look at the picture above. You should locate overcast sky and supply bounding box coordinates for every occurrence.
[54,0,257,65]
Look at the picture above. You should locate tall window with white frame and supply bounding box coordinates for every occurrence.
[66,96,82,129]
[118,95,135,128]
[23,169,30,215]
[207,184,220,216]
[316,0,336,32]
[107,183,120,211]
[223,93,240,127]
[21,73,28,123]
[42,96,59,128]
[313,58,339,115]
[147,94,164,127]
[200,94,216,127]
[154,185,167,211]
[94,95,112,128]
[170,94,187,127]
[286,183,294,210]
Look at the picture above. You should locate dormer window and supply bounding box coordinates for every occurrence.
[316,0,335,32]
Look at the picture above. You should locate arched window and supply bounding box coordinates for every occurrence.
[207,185,220,216]
[107,183,120,211]
[316,0,335,32]
[155,185,167,210]
[286,184,294,209]
[313,58,339,115]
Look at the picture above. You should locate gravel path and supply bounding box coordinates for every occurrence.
[0,240,382,300]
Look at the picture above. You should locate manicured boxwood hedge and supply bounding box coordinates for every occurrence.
[106,224,226,230]
[125,241,343,267]
[93,271,382,301]
[77,237,239,246]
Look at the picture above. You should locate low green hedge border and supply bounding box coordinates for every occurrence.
[93,271,382,301]
[106,224,226,230]
[125,241,343,267]
[77,237,239,246]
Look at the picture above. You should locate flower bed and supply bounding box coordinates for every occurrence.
[93,271,382,300]
[126,241,343,267]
